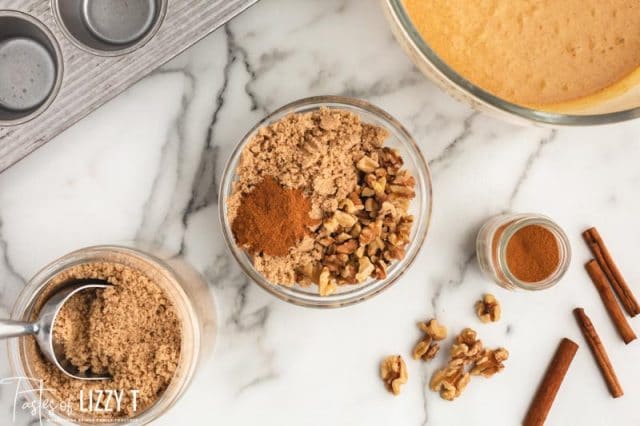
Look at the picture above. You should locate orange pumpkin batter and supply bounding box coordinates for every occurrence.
[404,0,640,106]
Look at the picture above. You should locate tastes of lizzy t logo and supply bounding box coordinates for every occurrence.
[0,376,140,424]
[0,376,70,425]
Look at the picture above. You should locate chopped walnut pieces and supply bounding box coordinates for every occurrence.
[380,355,408,396]
[338,198,360,215]
[373,260,387,279]
[296,263,316,287]
[355,256,375,283]
[474,293,501,323]
[322,215,339,234]
[430,328,508,401]
[356,155,379,173]
[413,319,447,362]
[333,210,358,228]
[312,141,416,292]
[318,267,337,296]
[335,239,358,254]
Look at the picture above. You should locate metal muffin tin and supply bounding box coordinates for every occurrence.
[0,0,258,172]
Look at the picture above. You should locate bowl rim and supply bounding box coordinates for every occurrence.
[384,0,640,126]
[218,95,433,308]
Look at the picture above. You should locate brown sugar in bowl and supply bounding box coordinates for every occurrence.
[7,245,216,424]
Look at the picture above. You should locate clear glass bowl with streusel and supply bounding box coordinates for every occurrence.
[220,96,432,308]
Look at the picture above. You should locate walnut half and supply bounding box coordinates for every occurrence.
[413,319,447,362]
[419,319,448,341]
[380,355,408,396]
[475,293,501,323]
[470,348,509,377]
[412,336,439,361]
[429,361,470,401]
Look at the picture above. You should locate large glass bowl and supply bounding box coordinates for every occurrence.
[383,0,640,126]
[219,96,432,308]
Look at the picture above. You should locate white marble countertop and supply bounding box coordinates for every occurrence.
[2,1,640,425]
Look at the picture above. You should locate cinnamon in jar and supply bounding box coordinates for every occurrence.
[476,213,571,290]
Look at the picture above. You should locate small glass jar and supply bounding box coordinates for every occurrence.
[476,213,571,290]
[6,245,216,425]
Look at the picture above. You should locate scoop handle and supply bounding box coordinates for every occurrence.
[0,319,38,339]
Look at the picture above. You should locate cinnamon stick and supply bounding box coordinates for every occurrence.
[583,227,640,317]
[585,260,637,344]
[589,242,624,306]
[573,308,623,398]
[523,338,579,426]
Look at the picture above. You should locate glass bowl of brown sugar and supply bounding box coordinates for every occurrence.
[219,96,432,308]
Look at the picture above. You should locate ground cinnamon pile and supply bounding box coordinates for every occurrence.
[28,262,181,419]
[506,225,560,282]
[232,176,315,256]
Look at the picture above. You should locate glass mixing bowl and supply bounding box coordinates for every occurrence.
[382,0,640,126]
[7,245,216,425]
[219,96,432,308]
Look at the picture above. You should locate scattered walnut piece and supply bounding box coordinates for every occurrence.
[475,293,501,323]
[430,328,508,401]
[456,328,477,346]
[470,348,509,377]
[450,328,484,365]
[413,337,440,361]
[419,319,448,341]
[413,319,446,362]
[380,355,408,396]
[450,339,484,362]
[430,361,470,401]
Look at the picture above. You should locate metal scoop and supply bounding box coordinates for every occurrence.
[0,280,111,380]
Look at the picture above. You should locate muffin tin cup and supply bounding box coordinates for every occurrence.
[51,0,168,56]
[0,10,63,126]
